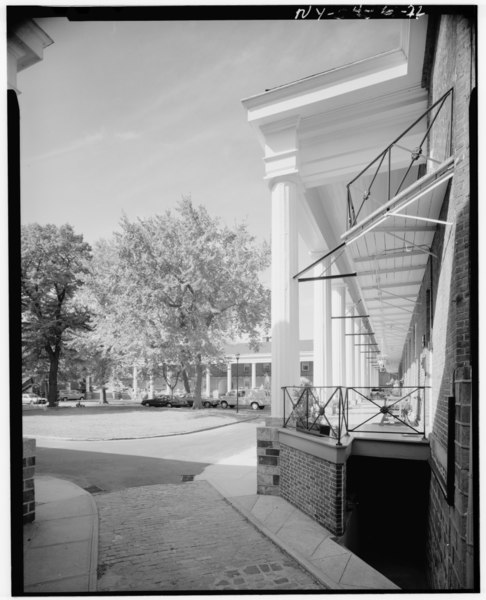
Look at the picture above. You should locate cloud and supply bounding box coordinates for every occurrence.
[24,130,105,164]
[115,131,140,141]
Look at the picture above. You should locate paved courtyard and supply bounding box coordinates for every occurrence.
[95,480,323,592]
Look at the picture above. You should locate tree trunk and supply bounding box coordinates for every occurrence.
[182,368,191,394]
[45,346,60,407]
[192,355,203,409]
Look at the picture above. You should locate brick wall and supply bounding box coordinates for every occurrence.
[426,474,450,588]
[421,13,476,590]
[256,426,280,495]
[23,437,36,523]
[279,443,345,535]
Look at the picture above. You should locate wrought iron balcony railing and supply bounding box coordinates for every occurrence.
[283,386,346,445]
[283,385,428,445]
[346,88,454,230]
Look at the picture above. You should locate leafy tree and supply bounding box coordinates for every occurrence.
[21,224,92,405]
[94,198,270,408]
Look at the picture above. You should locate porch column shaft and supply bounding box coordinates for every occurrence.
[354,320,362,389]
[339,287,347,385]
[346,305,355,387]
[205,368,211,396]
[251,363,257,389]
[313,264,327,386]
[325,263,333,386]
[227,363,232,392]
[133,366,138,397]
[270,179,300,418]
[364,355,370,388]
[332,287,346,386]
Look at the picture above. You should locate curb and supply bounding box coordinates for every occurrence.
[86,490,99,592]
[225,496,337,590]
[27,415,264,442]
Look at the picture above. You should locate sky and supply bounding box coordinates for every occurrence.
[18,15,402,246]
[15,11,403,340]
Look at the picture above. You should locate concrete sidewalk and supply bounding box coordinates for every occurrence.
[23,476,98,593]
[23,462,398,592]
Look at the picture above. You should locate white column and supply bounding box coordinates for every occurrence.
[331,287,346,386]
[270,178,300,418]
[364,356,370,388]
[227,363,232,392]
[251,363,257,390]
[354,319,362,390]
[332,285,347,385]
[133,366,138,398]
[205,368,211,397]
[313,258,333,388]
[346,305,355,387]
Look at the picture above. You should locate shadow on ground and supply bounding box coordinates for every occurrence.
[36,447,209,493]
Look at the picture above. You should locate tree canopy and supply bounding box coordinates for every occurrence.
[89,198,271,407]
[21,223,93,404]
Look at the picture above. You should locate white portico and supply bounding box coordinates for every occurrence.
[242,19,438,418]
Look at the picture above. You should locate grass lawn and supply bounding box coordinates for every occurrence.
[22,404,255,441]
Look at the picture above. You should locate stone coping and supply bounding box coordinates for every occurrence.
[278,427,430,463]
[278,428,353,463]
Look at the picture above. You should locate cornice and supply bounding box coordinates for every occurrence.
[243,46,407,114]
[242,19,427,132]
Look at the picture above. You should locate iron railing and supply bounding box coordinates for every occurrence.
[346,88,454,229]
[283,385,428,444]
[345,386,427,438]
[283,386,346,445]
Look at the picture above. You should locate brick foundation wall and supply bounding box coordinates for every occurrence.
[256,427,280,495]
[423,13,476,590]
[23,437,36,523]
[426,474,450,588]
[279,443,345,535]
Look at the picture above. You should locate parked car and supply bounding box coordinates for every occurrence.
[58,390,85,401]
[141,395,193,408]
[200,396,220,408]
[219,389,245,409]
[220,389,270,410]
[22,393,46,405]
[141,396,170,407]
[166,395,194,408]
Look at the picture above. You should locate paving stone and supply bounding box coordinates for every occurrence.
[243,565,260,575]
[95,481,323,592]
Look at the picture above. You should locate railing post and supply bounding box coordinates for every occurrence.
[306,388,309,430]
[336,387,342,446]
[346,387,349,433]
[283,387,286,427]
[422,386,427,440]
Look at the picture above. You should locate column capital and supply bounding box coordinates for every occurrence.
[265,170,305,194]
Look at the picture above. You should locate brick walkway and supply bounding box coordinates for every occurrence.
[95,481,323,592]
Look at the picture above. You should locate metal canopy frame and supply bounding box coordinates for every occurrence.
[345,88,454,230]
